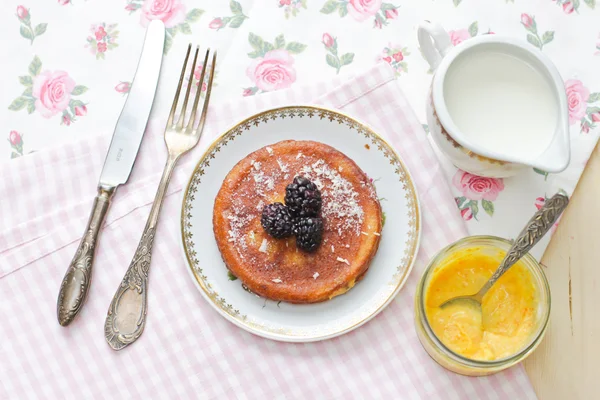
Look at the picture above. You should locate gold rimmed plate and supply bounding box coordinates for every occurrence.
[180,105,421,342]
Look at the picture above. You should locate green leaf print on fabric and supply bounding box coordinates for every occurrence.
[8,97,27,112]
[286,42,307,54]
[533,168,550,180]
[320,0,339,14]
[542,31,555,44]
[588,92,600,102]
[187,9,204,23]
[71,86,88,95]
[19,76,32,86]
[28,56,41,76]
[275,34,286,50]
[249,33,265,54]
[468,22,478,37]
[482,200,494,217]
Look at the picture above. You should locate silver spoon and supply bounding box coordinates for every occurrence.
[440,193,569,310]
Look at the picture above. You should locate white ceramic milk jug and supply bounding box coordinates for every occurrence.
[418,22,570,178]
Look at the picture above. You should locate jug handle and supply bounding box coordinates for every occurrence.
[418,21,452,71]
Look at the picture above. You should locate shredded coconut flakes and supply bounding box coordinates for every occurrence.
[337,257,350,265]
[259,239,268,253]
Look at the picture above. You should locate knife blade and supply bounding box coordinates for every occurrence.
[57,20,165,326]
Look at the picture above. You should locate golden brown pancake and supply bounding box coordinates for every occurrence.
[213,140,382,303]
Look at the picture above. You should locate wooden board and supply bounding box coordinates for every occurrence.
[524,142,600,399]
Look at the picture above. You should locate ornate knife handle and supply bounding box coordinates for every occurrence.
[487,193,569,288]
[104,156,177,350]
[57,186,115,326]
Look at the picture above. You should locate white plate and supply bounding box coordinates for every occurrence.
[180,105,421,342]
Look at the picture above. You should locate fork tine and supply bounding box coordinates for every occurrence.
[176,46,199,130]
[167,44,191,128]
[186,49,210,133]
[194,51,217,136]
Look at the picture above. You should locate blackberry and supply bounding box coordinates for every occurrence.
[293,217,324,252]
[261,203,294,238]
[285,176,322,218]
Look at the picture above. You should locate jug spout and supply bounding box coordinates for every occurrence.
[529,121,571,173]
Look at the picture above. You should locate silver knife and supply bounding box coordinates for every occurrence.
[57,20,165,326]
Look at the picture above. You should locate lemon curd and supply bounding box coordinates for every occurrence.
[424,247,539,361]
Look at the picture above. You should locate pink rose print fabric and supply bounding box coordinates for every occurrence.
[320,0,399,29]
[279,0,307,18]
[552,0,595,14]
[140,0,185,27]
[86,23,119,60]
[33,71,75,117]
[115,81,131,94]
[16,5,47,44]
[565,79,600,133]
[322,33,354,74]
[8,56,88,126]
[453,170,504,220]
[208,1,247,30]
[448,22,480,46]
[8,130,24,159]
[244,33,306,95]
[379,43,409,76]
[125,0,203,53]
[182,61,216,98]
[520,14,554,50]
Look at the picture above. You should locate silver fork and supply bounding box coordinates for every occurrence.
[104,45,216,350]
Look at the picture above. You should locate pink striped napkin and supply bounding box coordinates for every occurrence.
[0,63,536,399]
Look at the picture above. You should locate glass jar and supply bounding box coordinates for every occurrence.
[414,235,551,376]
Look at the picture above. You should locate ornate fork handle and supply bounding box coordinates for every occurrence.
[104,156,177,350]
[57,187,115,326]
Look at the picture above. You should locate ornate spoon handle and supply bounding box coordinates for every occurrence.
[477,193,569,298]
[104,156,177,350]
[57,187,115,326]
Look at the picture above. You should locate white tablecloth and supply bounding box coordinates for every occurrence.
[3,0,600,259]
[2,1,599,398]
